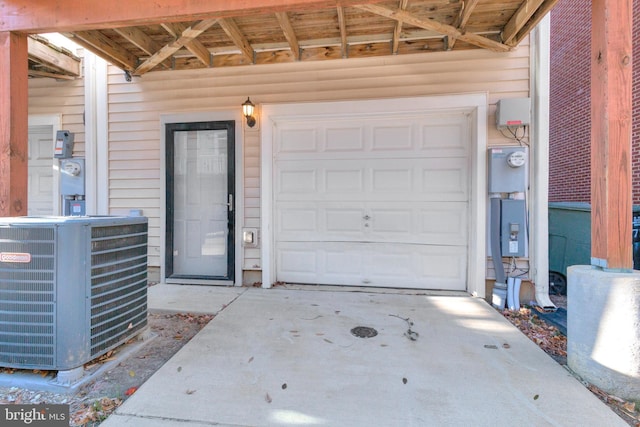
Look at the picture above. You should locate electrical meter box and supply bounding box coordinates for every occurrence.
[60,158,85,196]
[54,130,74,158]
[488,147,527,193]
[496,98,531,129]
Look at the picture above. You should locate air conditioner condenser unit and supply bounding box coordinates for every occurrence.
[0,216,148,372]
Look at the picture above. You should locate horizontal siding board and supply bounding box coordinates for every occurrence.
[105,46,531,280]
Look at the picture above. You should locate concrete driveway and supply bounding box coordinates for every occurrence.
[101,285,627,427]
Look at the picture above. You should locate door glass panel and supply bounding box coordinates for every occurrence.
[173,129,229,276]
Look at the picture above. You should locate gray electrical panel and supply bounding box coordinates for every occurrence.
[501,199,526,257]
[54,130,74,158]
[488,147,527,193]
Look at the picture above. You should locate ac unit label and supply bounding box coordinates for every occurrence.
[0,252,32,263]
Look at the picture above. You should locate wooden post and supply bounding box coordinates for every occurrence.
[590,0,633,271]
[0,32,29,217]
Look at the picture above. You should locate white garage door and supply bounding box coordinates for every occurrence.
[274,110,472,290]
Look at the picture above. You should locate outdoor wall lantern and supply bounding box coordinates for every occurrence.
[242,97,256,128]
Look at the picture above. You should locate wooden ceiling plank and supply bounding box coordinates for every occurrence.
[136,18,217,74]
[27,36,80,76]
[218,18,254,62]
[275,12,301,60]
[501,0,545,45]
[336,7,348,58]
[72,30,138,70]
[162,22,212,66]
[510,0,560,46]
[392,0,410,54]
[356,4,510,53]
[448,0,480,50]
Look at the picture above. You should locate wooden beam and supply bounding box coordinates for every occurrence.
[275,12,301,60]
[448,0,480,50]
[135,19,217,74]
[218,18,254,63]
[162,22,211,66]
[27,35,81,76]
[113,26,162,56]
[28,69,77,80]
[391,0,409,54]
[501,0,545,45]
[113,26,172,69]
[356,4,511,53]
[72,30,138,71]
[336,7,348,58]
[0,32,28,216]
[0,0,386,33]
[509,0,561,47]
[591,0,633,270]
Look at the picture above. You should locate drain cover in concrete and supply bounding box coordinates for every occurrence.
[351,326,378,338]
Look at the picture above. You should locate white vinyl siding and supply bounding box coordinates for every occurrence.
[105,40,530,280]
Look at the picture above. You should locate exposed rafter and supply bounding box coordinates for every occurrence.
[391,0,409,54]
[113,26,172,69]
[275,12,300,60]
[71,30,139,71]
[336,7,348,58]
[162,22,212,66]
[218,18,254,63]
[509,0,560,46]
[135,19,218,75]
[356,4,511,53]
[502,0,545,45]
[447,0,480,50]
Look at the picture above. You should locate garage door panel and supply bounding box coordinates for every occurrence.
[277,242,466,290]
[274,109,472,291]
[276,113,469,160]
[277,201,467,245]
[279,128,318,153]
[277,158,468,202]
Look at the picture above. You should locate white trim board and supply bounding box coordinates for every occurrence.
[261,93,488,297]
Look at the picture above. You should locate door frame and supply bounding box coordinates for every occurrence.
[261,94,488,296]
[160,110,243,285]
[28,114,62,215]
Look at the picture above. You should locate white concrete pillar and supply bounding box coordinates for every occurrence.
[567,265,640,400]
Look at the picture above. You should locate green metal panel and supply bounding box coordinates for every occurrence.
[549,203,640,277]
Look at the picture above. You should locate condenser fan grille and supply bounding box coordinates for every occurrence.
[89,223,148,356]
[0,227,56,369]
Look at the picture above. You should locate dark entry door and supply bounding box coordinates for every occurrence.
[166,121,235,281]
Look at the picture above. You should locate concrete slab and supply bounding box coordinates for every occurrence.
[148,284,247,314]
[103,287,627,427]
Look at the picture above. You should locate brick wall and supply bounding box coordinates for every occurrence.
[549,0,640,204]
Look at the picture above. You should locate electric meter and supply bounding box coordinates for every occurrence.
[507,151,526,168]
[63,161,82,176]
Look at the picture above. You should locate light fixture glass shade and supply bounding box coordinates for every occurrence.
[242,97,255,118]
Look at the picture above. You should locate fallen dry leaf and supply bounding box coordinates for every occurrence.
[125,387,137,396]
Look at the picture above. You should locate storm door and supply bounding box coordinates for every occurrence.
[165,121,235,282]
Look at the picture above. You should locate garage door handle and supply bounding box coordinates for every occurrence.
[363,215,371,220]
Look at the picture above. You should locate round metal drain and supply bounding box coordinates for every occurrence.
[350,326,378,338]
